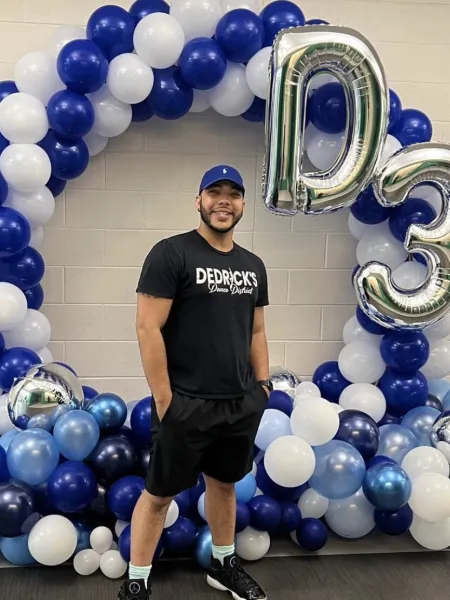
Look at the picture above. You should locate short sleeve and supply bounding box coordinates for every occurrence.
[136,240,182,298]
[256,260,269,307]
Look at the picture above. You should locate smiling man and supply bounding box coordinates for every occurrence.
[118,165,271,600]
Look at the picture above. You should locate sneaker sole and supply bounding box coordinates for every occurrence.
[206,575,267,600]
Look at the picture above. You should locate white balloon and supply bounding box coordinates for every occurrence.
[401,447,450,480]
[170,0,222,42]
[0,93,48,144]
[265,435,315,488]
[89,87,132,138]
[48,25,86,57]
[14,51,64,106]
[0,393,15,434]
[28,515,77,566]
[29,226,44,250]
[425,312,450,341]
[5,187,55,227]
[339,383,386,423]
[422,339,450,379]
[342,315,382,347]
[357,227,407,270]
[328,403,344,415]
[338,341,386,384]
[100,550,127,579]
[380,134,402,164]
[107,53,154,105]
[236,527,270,561]
[251,461,257,477]
[298,488,329,519]
[0,282,27,331]
[245,47,271,100]
[309,73,337,91]
[305,126,345,171]
[114,520,129,538]
[410,514,450,550]
[37,347,54,363]
[221,0,261,11]
[410,184,442,215]
[164,500,179,528]
[325,488,375,539]
[3,309,51,351]
[295,381,320,398]
[0,144,51,192]
[190,90,211,113]
[73,549,101,576]
[391,260,427,290]
[83,131,108,157]
[134,13,185,69]
[409,472,450,523]
[255,408,291,451]
[209,63,254,117]
[290,398,339,446]
[90,526,113,554]
[347,213,374,241]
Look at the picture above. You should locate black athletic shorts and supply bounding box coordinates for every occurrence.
[145,383,268,497]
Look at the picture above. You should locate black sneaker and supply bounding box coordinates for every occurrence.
[117,579,151,599]
[206,554,267,600]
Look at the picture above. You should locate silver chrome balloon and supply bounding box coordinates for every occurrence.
[8,362,84,426]
[355,142,450,330]
[269,366,301,398]
[430,410,450,463]
[263,25,389,216]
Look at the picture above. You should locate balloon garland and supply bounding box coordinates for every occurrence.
[0,0,450,576]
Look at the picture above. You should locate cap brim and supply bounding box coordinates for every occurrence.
[200,178,245,194]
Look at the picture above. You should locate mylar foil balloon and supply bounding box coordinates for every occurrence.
[429,410,450,462]
[8,361,84,426]
[263,25,388,216]
[269,366,300,397]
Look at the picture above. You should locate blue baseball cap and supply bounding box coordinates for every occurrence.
[199,164,245,195]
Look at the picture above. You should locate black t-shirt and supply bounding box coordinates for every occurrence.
[136,230,269,399]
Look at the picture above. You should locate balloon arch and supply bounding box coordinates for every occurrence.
[1,0,450,577]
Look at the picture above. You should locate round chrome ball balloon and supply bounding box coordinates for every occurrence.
[269,367,301,398]
[430,410,450,462]
[7,362,83,426]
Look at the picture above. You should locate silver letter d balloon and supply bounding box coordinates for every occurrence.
[263,25,450,331]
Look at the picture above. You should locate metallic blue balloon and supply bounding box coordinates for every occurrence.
[0,430,18,452]
[363,462,411,511]
[366,454,396,469]
[0,480,35,537]
[85,393,127,433]
[312,361,350,403]
[47,460,98,513]
[443,390,450,412]
[374,504,413,536]
[376,425,418,464]
[426,394,443,412]
[335,410,379,461]
[401,406,440,446]
[27,413,52,432]
[108,474,145,521]
[53,410,100,460]
[428,379,450,403]
[195,526,212,569]
[86,434,136,482]
[7,429,60,486]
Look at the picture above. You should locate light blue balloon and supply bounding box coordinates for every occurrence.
[235,473,256,503]
[0,429,19,451]
[50,404,70,426]
[198,491,206,520]
[255,409,291,451]
[376,424,418,463]
[0,534,36,566]
[428,379,450,402]
[27,414,52,431]
[53,410,100,461]
[443,390,450,412]
[401,406,440,446]
[7,429,60,486]
[195,526,212,569]
[309,440,366,500]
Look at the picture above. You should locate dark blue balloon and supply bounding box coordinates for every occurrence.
[24,284,44,310]
[296,518,328,551]
[278,501,302,534]
[312,360,350,403]
[235,500,250,533]
[248,495,281,532]
[215,9,264,63]
[0,207,31,258]
[0,246,45,290]
[256,460,306,502]
[47,90,95,139]
[366,454,397,469]
[259,0,305,47]
[377,412,401,427]
[363,462,411,512]
[179,37,227,90]
[163,517,198,556]
[335,410,379,461]
[87,5,135,61]
[46,175,67,198]
[0,480,35,538]
[82,385,99,401]
[0,347,40,390]
[378,368,428,417]
[189,476,206,514]
[129,0,170,22]
[374,504,413,536]
[175,489,191,517]
[130,396,152,447]
[73,520,93,552]
[148,67,193,120]
[0,332,4,355]
[54,361,77,376]
[309,82,346,134]
[39,131,89,180]
[48,460,98,513]
[306,18,328,25]
[139,447,151,474]
[57,39,108,94]
[380,331,429,373]
[266,389,293,416]
[388,89,402,133]
[242,97,266,123]
[350,184,391,225]
[108,474,145,521]
[85,392,127,433]
[0,80,18,103]
[389,197,436,243]
[131,97,154,122]
[0,170,8,205]
[0,133,8,154]
[87,434,136,482]
[0,445,8,482]
[118,523,131,562]
[425,394,443,412]
[356,306,388,336]
[390,109,432,146]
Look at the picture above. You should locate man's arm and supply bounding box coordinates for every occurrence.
[136,293,173,418]
[250,306,270,393]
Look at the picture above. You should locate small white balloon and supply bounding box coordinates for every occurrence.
[90,527,113,554]
[298,488,329,519]
[290,398,339,446]
[425,312,450,341]
[29,226,44,250]
[422,339,450,379]
[14,51,64,106]
[28,515,78,566]
[164,500,179,528]
[265,435,315,488]
[245,47,271,100]
[209,63,254,117]
[309,73,337,91]
[0,93,48,144]
[114,520,129,538]
[380,134,402,164]
[170,0,222,42]
[73,549,101,576]
[411,184,442,215]
[107,53,154,105]
[0,282,27,331]
[347,213,375,241]
[37,347,54,363]
[391,260,428,290]
[3,309,51,351]
[236,527,270,561]
[190,90,211,113]
[305,125,345,171]
[357,227,407,270]
[342,315,382,347]
[48,25,86,57]
[83,131,108,157]
[410,514,450,550]
[401,447,449,480]
[409,472,450,523]
[100,550,127,579]
[0,144,51,192]
[339,383,386,423]
[295,381,320,398]
[5,187,55,228]
[338,341,386,384]
[134,13,185,69]
[89,87,132,138]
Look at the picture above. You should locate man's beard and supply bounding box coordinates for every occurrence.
[199,203,243,234]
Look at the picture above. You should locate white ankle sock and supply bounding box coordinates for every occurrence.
[212,543,235,565]
[128,564,152,588]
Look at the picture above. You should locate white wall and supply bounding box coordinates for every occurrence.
[1,0,449,399]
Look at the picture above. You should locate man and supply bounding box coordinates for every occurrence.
[118,165,272,600]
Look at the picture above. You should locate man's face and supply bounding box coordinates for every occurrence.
[196,180,245,234]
